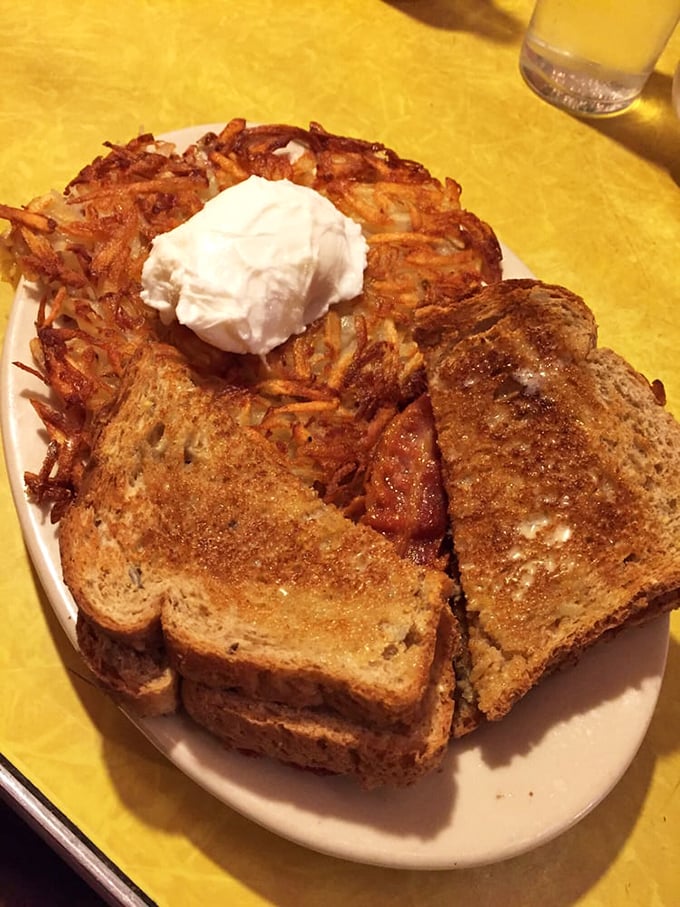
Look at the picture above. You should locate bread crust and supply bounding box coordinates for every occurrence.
[76,613,178,717]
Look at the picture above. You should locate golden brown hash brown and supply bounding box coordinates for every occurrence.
[0,119,502,523]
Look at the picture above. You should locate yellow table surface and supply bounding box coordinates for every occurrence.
[1,2,679,905]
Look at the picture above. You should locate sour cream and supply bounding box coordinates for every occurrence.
[140,175,368,355]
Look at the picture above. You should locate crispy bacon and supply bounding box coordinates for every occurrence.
[362,394,449,567]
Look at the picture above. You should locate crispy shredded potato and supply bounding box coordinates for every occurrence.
[0,119,502,525]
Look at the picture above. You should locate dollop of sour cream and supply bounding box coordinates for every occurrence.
[140,175,368,355]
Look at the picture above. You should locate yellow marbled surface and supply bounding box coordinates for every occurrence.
[1,1,679,904]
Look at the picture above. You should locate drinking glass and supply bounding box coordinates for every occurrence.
[519,0,680,116]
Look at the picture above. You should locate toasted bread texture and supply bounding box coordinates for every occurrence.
[60,343,454,729]
[417,279,680,723]
[182,606,457,789]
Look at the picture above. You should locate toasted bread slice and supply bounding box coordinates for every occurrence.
[60,343,454,729]
[417,279,680,723]
[182,606,457,789]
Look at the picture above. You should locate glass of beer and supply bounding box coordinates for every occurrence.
[519,0,680,116]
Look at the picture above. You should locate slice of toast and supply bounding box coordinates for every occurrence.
[60,342,455,729]
[417,279,680,724]
[182,606,457,789]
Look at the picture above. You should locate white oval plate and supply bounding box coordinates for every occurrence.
[0,124,669,870]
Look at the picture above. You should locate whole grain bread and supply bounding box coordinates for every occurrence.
[182,605,457,789]
[60,342,455,730]
[417,279,680,725]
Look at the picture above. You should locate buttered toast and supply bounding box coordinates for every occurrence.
[60,343,456,737]
[182,605,457,789]
[417,279,680,726]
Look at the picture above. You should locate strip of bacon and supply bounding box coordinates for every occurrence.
[362,394,449,567]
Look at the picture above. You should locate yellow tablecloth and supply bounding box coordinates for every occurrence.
[1,2,679,905]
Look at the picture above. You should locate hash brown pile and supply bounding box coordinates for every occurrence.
[0,119,502,529]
